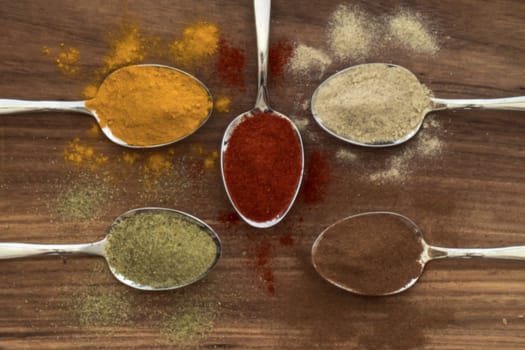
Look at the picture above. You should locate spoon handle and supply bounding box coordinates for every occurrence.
[427,244,525,261]
[254,0,271,110]
[0,99,90,115]
[0,241,105,259]
[431,96,525,111]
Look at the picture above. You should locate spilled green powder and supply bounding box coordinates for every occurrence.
[55,181,109,221]
[78,292,131,327]
[106,211,218,288]
[161,303,218,344]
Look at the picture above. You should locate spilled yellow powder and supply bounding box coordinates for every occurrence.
[122,151,141,165]
[214,96,231,113]
[42,44,81,77]
[83,20,159,99]
[204,150,219,169]
[86,122,101,138]
[169,21,219,68]
[142,152,175,189]
[64,138,108,169]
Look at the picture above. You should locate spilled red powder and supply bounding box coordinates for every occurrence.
[303,150,330,204]
[217,211,241,228]
[262,269,275,295]
[279,233,294,246]
[216,39,245,88]
[269,39,293,78]
[253,240,275,295]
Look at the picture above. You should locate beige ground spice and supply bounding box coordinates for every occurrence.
[327,5,377,61]
[388,11,439,55]
[288,44,332,78]
[313,63,433,145]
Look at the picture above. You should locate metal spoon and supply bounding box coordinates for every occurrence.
[312,211,525,296]
[311,63,525,147]
[0,207,221,291]
[0,64,213,148]
[220,0,304,228]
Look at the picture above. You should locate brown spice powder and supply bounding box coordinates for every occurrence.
[313,212,424,295]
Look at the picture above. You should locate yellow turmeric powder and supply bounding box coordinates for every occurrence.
[169,21,219,69]
[85,65,212,147]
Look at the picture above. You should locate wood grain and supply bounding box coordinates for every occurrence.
[1,0,525,349]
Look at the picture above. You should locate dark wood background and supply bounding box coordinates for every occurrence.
[1,0,525,349]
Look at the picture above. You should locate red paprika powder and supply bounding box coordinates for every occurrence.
[269,39,293,79]
[223,111,302,222]
[303,149,330,204]
[216,39,245,88]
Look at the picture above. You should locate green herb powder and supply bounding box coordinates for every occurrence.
[106,211,218,288]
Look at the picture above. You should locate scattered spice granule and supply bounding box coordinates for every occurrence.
[327,4,376,61]
[288,44,332,78]
[251,239,276,295]
[216,39,245,88]
[217,211,241,228]
[77,293,131,327]
[303,150,330,204]
[54,181,109,221]
[269,39,294,78]
[502,318,508,326]
[204,150,219,170]
[161,304,218,344]
[169,21,219,69]
[214,96,231,113]
[369,131,443,184]
[292,117,310,131]
[388,10,439,55]
[63,137,108,169]
[121,151,141,165]
[55,45,80,77]
[86,122,101,138]
[142,152,173,189]
[279,233,294,246]
[336,148,357,162]
[41,46,51,56]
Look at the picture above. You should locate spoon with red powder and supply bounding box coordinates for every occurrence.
[312,211,525,296]
[220,0,304,228]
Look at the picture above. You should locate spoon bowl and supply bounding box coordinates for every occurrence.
[0,64,213,148]
[312,211,525,296]
[311,63,525,147]
[0,207,221,291]
[221,107,304,228]
[220,0,304,228]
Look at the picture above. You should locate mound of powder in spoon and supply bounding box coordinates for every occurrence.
[313,64,433,145]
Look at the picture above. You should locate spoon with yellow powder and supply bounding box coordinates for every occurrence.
[0,64,213,148]
[0,207,222,291]
[311,63,525,147]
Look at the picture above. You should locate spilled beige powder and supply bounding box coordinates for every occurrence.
[369,128,443,184]
[288,44,332,78]
[388,11,439,55]
[327,5,377,61]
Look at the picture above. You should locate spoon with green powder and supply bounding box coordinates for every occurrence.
[311,63,525,147]
[0,64,213,148]
[0,208,221,291]
[312,211,525,296]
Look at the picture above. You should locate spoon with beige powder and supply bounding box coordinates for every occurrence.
[311,63,525,147]
[312,211,525,296]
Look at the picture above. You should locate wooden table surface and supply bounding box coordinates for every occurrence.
[1,0,525,349]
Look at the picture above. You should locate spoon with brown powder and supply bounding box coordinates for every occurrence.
[311,63,525,147]
[312,211,525,296]
[0,64,213,148]
[0,207,221,291]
